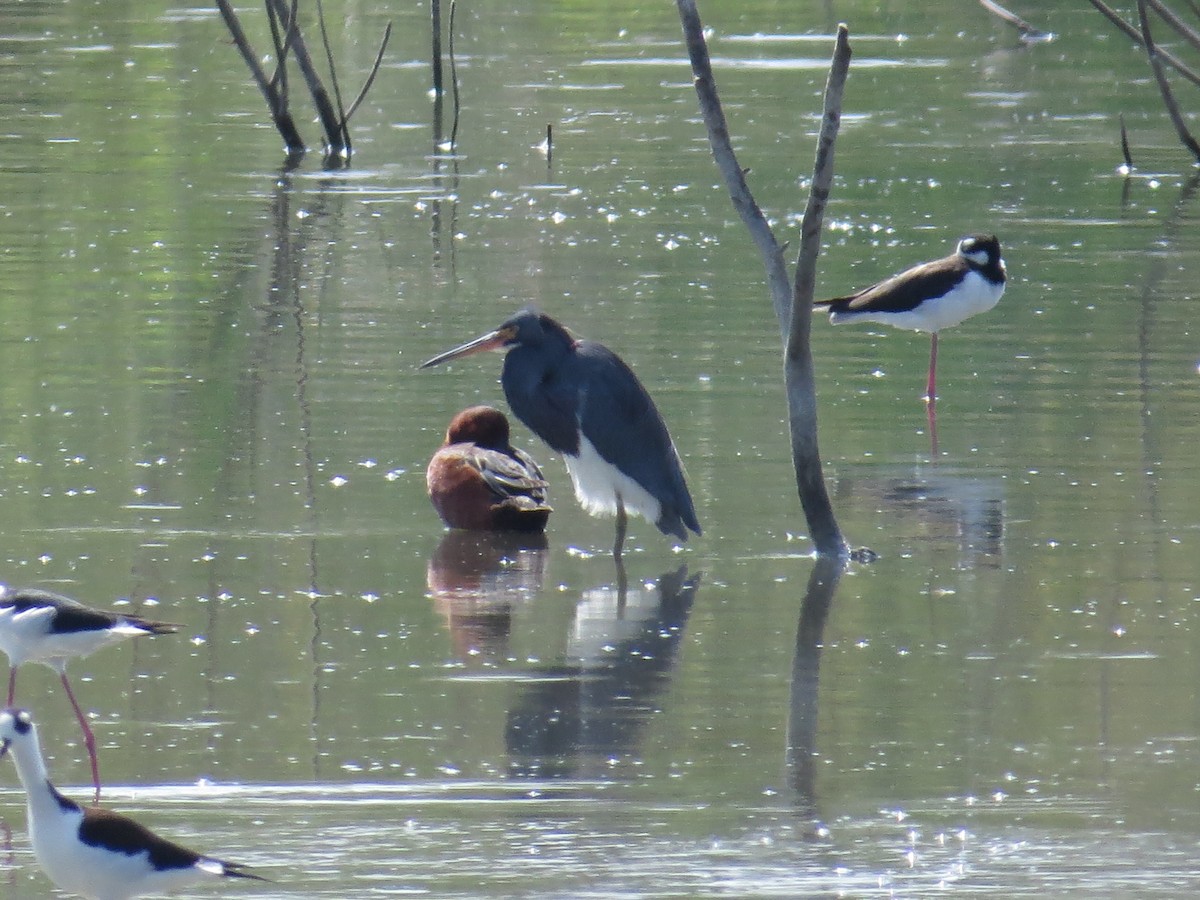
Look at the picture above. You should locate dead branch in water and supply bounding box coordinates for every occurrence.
[263,0,346,157]
[448,0,462,149]
[217,0,391,163]
[1089,0,1200,162]
[675,1,856,560]
[1136,0,1200,160]
[216,0,305,155]
[1088,0,1200,88]
[1144,0,1200,53]
[343,23,393,128]
[432,0,445,97]
[977,0,1054,43]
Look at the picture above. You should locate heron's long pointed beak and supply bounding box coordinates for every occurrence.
[419,325,517,369]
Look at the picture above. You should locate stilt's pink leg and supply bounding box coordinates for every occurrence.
[60,673,101,804]
[925,332,939,403]
[927,394,939,458]
[6,668,15,706]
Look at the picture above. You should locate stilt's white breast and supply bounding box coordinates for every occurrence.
[0,604,56,665]
[0,604,139,669]
[564,436,662,526]
[832,269,1005,333]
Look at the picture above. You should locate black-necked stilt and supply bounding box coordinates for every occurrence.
[421,309,701,557]
[0,708,266,899]
[0,588,177,802]
[427,406,553,533]
[815,234,1007,402]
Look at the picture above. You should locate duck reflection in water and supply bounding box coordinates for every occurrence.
[427,406,552,534]
[427,530,548,665]
[506,566,699,779]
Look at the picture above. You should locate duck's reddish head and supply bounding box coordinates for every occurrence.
[443,406,512,450]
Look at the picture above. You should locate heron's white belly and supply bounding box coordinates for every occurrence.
[564,437,662,525]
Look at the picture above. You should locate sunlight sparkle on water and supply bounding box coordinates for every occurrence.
[7,4,1200,896]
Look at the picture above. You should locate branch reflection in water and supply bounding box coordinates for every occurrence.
[207,168,345,775]
[787,469,1008,826]
[785,554,843,827]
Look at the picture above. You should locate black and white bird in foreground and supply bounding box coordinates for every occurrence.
[0,587,177,801]
[0,708,267,899]
[815,234,1007,402]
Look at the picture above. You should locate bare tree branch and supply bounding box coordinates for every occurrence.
[1088,0,1200,88]
[218,0,387,160]
[1144,0,1200,54]
[431,0,444,97]
[315,0,351,151]
[449,0,462,149]
[977,0,1053,43]
[343,22,392,127]
[265,0,285,95]
[785,25,851,560]
[788,26,850,358]
[676,1,790,337]
[263,0,347,157]
[1137,0,1200,160]
[216,0,305,154]
[675,0,850,558]
[265,0,300,100]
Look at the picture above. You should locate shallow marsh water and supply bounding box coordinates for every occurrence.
[0,0,1198,896]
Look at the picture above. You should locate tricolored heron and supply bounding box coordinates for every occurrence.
[814,234,1006,403]
[427,405,552,534]
[420,309,700,557]
[0,587,177,803]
